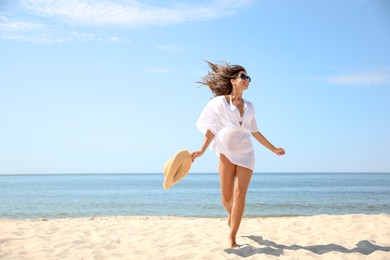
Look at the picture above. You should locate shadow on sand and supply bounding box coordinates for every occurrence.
[225,236,390,258]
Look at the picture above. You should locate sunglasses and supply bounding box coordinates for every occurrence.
[238,73,251,82]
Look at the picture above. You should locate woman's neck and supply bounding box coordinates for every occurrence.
[230,91,243,101]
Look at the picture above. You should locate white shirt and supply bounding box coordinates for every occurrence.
[196,96,259,170]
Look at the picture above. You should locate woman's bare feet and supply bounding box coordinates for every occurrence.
[229,237,239,248]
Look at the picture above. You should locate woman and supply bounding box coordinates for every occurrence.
[191,61,285,248]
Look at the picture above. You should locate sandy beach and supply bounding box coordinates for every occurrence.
[1,214,389,259]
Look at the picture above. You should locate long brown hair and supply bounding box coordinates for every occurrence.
[197,61,246,96]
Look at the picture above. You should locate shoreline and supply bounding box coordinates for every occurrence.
[2,212,389,221]
[1,214,389,259]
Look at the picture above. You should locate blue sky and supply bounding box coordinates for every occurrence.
[0,0,389,174]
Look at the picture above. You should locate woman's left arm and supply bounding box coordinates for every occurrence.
[251,131,285,156]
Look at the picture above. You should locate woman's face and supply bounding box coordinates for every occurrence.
[233,70,251,91]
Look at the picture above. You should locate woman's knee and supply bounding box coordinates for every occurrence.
[221,194,233,206]
[233,187,247,202]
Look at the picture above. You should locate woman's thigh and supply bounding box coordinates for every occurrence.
[218,154,236,199]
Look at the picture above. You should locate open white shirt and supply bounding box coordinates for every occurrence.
[196,96,259,171]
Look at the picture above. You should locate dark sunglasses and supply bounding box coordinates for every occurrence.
[238,73,251,82]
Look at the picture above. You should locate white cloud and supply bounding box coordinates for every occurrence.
[0,15,43,31]
[326,71,390,85]
[19,0,253,27]
[0,0,253,44]
[108,37,120,43]
[0,18,123,44]
[147,68,174,73]
[309,69,390,86]
[155,45,185,52]
[63,31,123,43]
[0,16,54,43]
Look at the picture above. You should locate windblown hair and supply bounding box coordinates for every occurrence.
[197,61,246,96]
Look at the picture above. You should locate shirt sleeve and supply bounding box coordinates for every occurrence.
[250,116,259,132]
[249,102,259,132]
[196,98,222,135]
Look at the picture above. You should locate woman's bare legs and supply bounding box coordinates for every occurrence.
[218,154,253,248]
[229,165,253,247]
[218,154,236,227]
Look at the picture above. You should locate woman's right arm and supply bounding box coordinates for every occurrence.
[191,129,215,162]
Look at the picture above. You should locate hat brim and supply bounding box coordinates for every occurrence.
[163,150,192,190]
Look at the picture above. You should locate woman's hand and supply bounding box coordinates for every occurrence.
[191,130,215,162]
[191,150,204,162]
[274,148,285,156]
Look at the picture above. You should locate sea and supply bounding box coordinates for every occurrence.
[0,172,389,220]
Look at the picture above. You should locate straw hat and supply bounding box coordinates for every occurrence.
[163,150,192,190]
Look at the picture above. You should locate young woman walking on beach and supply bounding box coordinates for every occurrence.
[191,61,285,248]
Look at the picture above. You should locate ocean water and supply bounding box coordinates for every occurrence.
[0,173,389,219]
